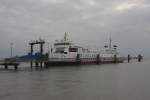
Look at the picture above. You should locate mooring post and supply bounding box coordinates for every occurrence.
[99,54,101,63]
[14,65,18,70]
[5,65,8,70]
[114,54,117,63]
[76,54,81,65]
[138,54,142,62]
[96,54,100,64]
[128,54,131,63]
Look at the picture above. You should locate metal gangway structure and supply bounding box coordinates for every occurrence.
[0,38,49,70]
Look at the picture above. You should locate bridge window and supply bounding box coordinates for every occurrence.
[69,48,78,52]
[55,47,65,53]
[54,43,71,46]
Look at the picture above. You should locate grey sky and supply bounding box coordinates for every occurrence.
[0,0,150,58]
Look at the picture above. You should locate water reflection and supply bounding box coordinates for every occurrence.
[0,61,150,100]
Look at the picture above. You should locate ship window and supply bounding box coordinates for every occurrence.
[64,52,67,54]
[54,43,71,46]
[55,47,65,53]
[69,48,78,52]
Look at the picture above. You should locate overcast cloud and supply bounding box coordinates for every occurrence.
[0,0,150,58]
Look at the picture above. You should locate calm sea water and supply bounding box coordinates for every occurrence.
[0,59,150,100]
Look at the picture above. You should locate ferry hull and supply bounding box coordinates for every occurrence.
[44,59,123,66]
[46,32,124,67]
[45,61,81,66]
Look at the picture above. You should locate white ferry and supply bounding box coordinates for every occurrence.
[46,32,123,66]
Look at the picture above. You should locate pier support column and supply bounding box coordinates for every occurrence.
[30,61,33,69]
[44,62,48,68]
[40,62,43,69]
[30,44,33,69]
[40,41,44,69]
[40,44,44,55]
[35,62,39,68]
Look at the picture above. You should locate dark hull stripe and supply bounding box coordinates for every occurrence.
[45,60,123,66]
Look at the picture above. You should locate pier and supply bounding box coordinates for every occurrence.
[0,62,19,70]
[0,38,49,70]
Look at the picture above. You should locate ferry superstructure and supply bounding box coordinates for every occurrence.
[46,32,123,66]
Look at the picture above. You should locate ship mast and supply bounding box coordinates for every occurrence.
[64,32,67,41]
[109,34,112,49]
[64,32,71,42]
